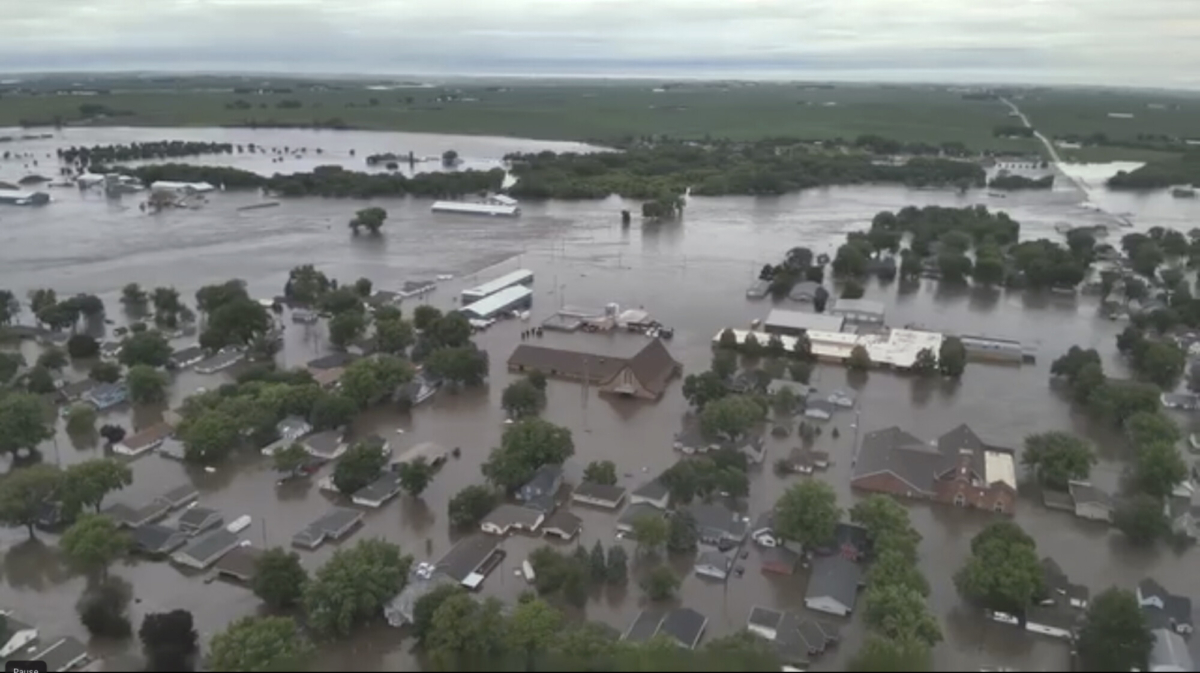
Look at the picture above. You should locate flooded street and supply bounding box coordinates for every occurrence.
[3,127,1200,670]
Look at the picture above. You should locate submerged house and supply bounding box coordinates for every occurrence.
[506,339,682,400]
[85,382,128,410]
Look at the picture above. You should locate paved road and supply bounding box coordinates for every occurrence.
[1001,97,1087,193]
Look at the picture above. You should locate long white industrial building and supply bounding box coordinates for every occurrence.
[711,327,943,370]
[461,269,534,304]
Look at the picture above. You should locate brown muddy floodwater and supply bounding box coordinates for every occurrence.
[2,128,1200,671]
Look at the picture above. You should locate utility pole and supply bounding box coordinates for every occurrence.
[261,516,268,547]
[582,356,590,433]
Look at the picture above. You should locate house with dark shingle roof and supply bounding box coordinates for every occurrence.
[629,478,671,510]
[1138,578,1194,635]
[803,555,862,617]
[684,502,748,547]
[851,424,1017,515]
[506,339,681,400]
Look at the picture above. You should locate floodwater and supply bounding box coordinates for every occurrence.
[2,128,1200,671]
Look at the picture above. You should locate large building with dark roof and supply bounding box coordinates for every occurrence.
[506,339,681,400]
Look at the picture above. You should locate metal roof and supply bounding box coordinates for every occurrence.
[463,269,533,299]
[461,285,533,319]
[764,309,845,333]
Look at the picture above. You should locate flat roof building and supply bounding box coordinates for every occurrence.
[763,309,845,336]
[461,285,533,320]
[827,298,886,324]
[712,327,942,371]
[461,269,534,304]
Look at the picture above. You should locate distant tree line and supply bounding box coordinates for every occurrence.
[987,174,1053,190]
[1108,151,1200,190]
[58,141,235,166]
[89,163,506,198]
[502,141,986,201]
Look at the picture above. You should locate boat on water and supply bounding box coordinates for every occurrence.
[431,193,520,217]
[522,560,536,582]
[1173,186,1197,199]
[987,191,1007,198]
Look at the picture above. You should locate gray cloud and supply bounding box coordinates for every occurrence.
[0,0,1197,87]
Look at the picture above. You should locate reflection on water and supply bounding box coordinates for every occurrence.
[1,127,1199,670]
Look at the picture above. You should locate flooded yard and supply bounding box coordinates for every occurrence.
[2,127,1200,670]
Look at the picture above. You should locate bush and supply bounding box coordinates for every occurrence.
[66,404,97,435]
[77,578,132,638]
[67,334,100,359]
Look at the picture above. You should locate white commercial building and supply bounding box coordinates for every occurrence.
[712,327,943,370]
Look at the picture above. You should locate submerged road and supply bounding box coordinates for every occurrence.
[1001,97,1089,194]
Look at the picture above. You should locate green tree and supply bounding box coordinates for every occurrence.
[848,635,932,672]
[682,371,729,410]
[0,392,55,458]
[273,442,311,475]
[303,538,412,637]
[841,279,865,299]
[582,460,618,486]
[207,616,314,672]
[1113,494,1170,546]
[425,345,489,387]
[502,378,545,419]
[912,347,937,376]
[195,279,249,315]
[666,511,698,553]
[67,334,100,359]
[126,364,168,405]
[868,548,930,596]
[425,313,473,349]
[847,344,872,371]
[203,297,272,348]
[1136,341,1186,388]
[481,418,574,491]
[641,565,680,601]
[0,289,18,324]
[1135,442,1187,499]
[849,494,922,558]
[699,394,764,440]
[937,251,973,283]
[90,360,122,383]
[396,457,434,497]
[954,521,1043,613]
[711,350,737,379]
[119,330,172,367]
[318,287,364,316]
[448,485,497,528]
[309,392,357,430]
[285,265,331,305]
[355,278,373,297]
[605,544,628,585]
[62,458,133,516]
[413,305,442,331]
[774,481,841,550]
[1076,588,1154,673]
[0,352,23,384]
[37,346,68,371]
[1127,411,1182,447]
[412,583,465,646]
[349,207,388,234]
[60,514,127,579]
[1021,431,1096,490]
[1086,380,1161,426]
[426,593,508,670]
[864,583,942,646]
[0,464,61,537]
[121,283,147,308]
[328,311,367,350]
[252,547,309,610]
[180,409,241,464]
[630,514,669,555]
[938,336,966,377]
[717,328,739,350]
[26,366,55,394]
[508,598,563,669]
[375,317,415,354]
[66,404,98,436]
[332,441,388,494]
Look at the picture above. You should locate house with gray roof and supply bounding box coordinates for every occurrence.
[159,484,200,509]
[1151,627,1195,672]
[167,346,206,370]
[131,523,188,555]
[618,502,667,535]
[518,464,564,503]
[571,482,627,509]
[746,607,839,665]
[629,478,670,510]
[1068,480,1114,522]
[622,610,665,644]
[213,545,263,584]
[1040,557,1090,609]
[292,508,364,549]
[177,507,223,536]
[804,394,836,421]
[543,510,582,540]
[694,550,734,580]
[803,555,862,616]
[352,472,402,509]
[0,611,39,659]
[657,607,708,650]
[276,415,313,442]
[684,502,748,548]
[480,504,545,536]
[32,635,90,673]
[172,529,241,570]
[435,534,501,586]
[103,500,172,528]
[303,429,348,460]
[1139,578,1195,635]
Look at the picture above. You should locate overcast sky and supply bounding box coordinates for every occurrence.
[2,0,1198,87]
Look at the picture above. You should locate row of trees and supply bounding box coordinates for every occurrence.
[95,162,508,199]
[59,141,235,165]
[1049,345,1187,545]
[0,458,132,537]
[502,142,986,201]
[1108,151,1200,190]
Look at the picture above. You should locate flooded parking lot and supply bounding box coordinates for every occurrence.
[2,127,1200,670]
